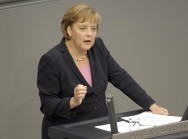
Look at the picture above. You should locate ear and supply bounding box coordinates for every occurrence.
[67,26,72,37]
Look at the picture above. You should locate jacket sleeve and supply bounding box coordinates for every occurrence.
[37,53,75,119]
[97,37,155,110]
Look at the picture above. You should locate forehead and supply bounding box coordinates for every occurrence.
[74,19,97,26]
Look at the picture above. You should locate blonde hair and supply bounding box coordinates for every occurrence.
[61,3,101,40]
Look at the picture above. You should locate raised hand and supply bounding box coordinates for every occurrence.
[70,84,87,108]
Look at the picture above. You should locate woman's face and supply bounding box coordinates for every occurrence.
[67,19,98,51]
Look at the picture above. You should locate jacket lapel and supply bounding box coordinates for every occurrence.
[58,39,97,94]
[58,39,90,86]
[87,50,95,88]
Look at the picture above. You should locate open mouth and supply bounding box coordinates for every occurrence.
[84,40,91,43]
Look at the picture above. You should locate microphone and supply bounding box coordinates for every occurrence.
[106,93,118,134]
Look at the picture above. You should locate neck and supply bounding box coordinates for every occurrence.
[65,40,87,58]
[65,40,88,62]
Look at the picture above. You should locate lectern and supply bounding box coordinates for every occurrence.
[48,109,188,139]
[112,120,188,139]
[48,110,143,139]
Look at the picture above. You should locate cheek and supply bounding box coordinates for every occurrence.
[74,31,84,40]
[92,36,96,42]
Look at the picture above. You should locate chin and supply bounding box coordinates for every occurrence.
[84,47,92,51]
[83,45,93,50]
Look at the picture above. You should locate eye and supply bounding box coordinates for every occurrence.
[92,27,96,31]
[80,27,86,30]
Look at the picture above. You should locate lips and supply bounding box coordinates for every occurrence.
[84,40,91,43]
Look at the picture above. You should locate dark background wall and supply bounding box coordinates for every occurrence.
[0,0,188,139]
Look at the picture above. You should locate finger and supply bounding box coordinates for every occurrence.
[153,108,169,115]
[161,109,169,115]
[76,84,85,88]
[76,86,87,92]
[76,94,86,99]
[76,92,87,99]
[77,88,87,92]
[76,86,87,93]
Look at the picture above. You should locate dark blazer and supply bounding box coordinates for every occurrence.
[37,37,155,139]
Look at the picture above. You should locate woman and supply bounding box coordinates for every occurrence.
[37,3,168,139]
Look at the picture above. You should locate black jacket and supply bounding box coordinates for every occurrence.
[37,37,155,139]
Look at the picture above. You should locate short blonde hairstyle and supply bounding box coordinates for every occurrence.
[61,3,101,40]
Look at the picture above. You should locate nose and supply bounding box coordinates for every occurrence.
[86,28,92,36]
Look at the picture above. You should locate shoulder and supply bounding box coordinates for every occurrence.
[45,44,61,57]
[92,37,109,54]
[94,37,105,47]
[93,37,107,51]
[40,39,65,59]
[38,43,62,67]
